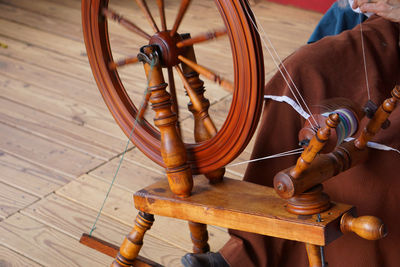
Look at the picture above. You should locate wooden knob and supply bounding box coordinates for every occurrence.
[340,212,387,240]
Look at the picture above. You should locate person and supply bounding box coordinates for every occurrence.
[308,1,367,43]
[182,0,400,266]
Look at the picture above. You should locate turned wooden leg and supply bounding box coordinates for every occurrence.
[188,221,210,253]
[305,243,323,267]
[112,212,154,267]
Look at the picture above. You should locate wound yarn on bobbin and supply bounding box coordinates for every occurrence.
[298,99,363,153]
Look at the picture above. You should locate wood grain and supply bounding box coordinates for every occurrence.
[0,151,68,197]
[56,174,230,252]
[0,245,41,267]
[0,98,126,160]
[135,175,354,246]
[0,123,103,178]
[0,182,38,220]
[0,213,113,266]
[0,70,126,140]
[21,194,185,266]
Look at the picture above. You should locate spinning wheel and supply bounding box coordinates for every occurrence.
[81,0,264,174]
[80,1,396,266]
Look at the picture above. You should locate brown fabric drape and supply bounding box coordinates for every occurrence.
[220,16,400,267]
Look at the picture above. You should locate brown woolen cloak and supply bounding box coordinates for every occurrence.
[220,16,400,267]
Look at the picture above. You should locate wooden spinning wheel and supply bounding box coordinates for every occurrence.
[80,1,396,266]
[81,0,264,175]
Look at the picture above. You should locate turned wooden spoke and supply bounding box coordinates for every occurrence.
[156,0,167,31]
[102,8,151,40]
[135,0,160,33]
[170,0,192,37]
[109,56,139,70]
[175,65,217,136]
[175,65,203,112]
[178,55,234,92]
[167,67,181,136]
[176,28,227,48]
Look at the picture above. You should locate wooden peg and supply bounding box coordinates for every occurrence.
[290,114,340,179]
[140,46,193,197]
[355,85,400,149]
[340,212,387,240]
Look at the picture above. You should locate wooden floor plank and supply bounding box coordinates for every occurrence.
[0,35,95,89]
[0,0,144,57]
[89,156,164,193]
[56,174,230,252]
[0,182,38,221]
[1,0,82,26]
[22,194,186,266]
[0,56,110,112]
[0,18,87,62]
[0,245,42,267]
[0,2,83,43]
[0,123,104,178]
[123,148,164,175]
[0,98,127,160]
[0,71,126,140]
[0,213,113,266]
[0,151,67,198]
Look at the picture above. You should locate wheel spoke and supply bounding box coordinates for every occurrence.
[156,0,167,31]
[167,67,181,136]
[178,55,234,92]
[102,8,151,40]
[135,0,160,33]
[175,65,217,135]
[109,56,139,70]
[177,28,227,48]
[170,0,192,37]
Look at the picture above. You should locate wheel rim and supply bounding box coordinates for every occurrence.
[82,0,264,174]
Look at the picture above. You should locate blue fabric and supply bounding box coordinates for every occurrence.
[308,2,367,43]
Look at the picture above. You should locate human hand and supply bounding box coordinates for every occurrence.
[352,0,400,22]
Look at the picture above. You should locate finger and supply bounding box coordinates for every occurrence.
[359,2,391,13]
[352,0,373,9]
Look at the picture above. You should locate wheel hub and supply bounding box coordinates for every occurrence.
[149,31,184,68]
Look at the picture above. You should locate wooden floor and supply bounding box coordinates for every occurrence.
[0,0,321,266]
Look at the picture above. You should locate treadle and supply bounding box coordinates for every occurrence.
[79,234,162,267]
[134,176,354,246]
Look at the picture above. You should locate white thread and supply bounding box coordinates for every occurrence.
[243,2,319,128]
[264,95,310,120]
[359,13,371,100]
[344,137,400,153]
[226,148,304,167]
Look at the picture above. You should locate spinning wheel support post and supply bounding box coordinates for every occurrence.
[139,45,193,198]
[179,37,226,183]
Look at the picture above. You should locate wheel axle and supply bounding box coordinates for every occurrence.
[149,31,185,67]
